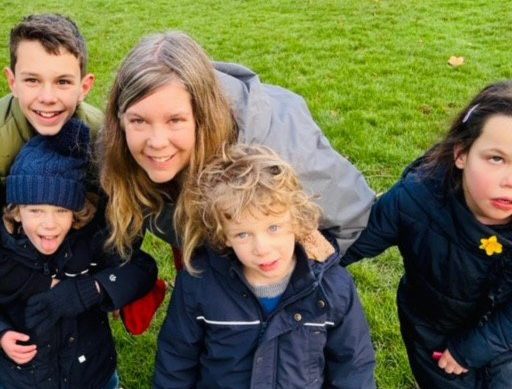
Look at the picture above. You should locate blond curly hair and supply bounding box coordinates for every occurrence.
[178,144,321,273]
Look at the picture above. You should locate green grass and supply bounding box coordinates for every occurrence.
[1,1,510,387]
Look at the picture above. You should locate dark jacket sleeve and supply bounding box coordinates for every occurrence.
[84,203,158,310]
[0,250,52,303]
[0,311,13,336]
[341,184,402,266]
[448,302,512,368]
[324,269,376,388]
[76,203,158,311]
[93,247,157,310]
[154,271,203,388]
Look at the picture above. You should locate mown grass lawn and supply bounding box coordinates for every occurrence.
[1,1,510,387]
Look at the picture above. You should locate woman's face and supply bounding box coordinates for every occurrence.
[123,81,196,183]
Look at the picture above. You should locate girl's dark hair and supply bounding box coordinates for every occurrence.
[423,80,512,190]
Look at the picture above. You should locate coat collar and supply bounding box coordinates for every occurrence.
[402,160,512,256]
[206,232,341,298]
[10,95,36,142]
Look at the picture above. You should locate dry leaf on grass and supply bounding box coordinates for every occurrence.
[448,56,465,68]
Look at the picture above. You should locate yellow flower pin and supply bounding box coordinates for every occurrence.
[479,236,503,256]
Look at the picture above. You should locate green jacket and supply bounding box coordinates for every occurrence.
[0,94,104,202]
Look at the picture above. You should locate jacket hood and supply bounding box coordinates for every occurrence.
[214,62,273,141]
[307,231,342,278]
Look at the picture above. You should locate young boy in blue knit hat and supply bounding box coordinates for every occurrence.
[0,118,157,389]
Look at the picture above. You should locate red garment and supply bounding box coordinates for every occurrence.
[172,246,184,271]
[121,247,181,335]
[121,278,167,335]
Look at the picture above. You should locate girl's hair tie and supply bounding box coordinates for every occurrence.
[462,104,479,124]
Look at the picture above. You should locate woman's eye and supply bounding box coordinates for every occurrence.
[490,155,504,164]
[169,116,188,125]
[129,118,144,125]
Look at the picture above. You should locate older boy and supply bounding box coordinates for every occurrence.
[0,12,103,373]
[0,13,103,198]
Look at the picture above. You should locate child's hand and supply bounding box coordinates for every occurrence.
[25,278,102,333]
[300,230,335,262]
[436,349,468,375]
[0,330,37,365]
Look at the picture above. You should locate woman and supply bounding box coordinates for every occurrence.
[99,31,374,267]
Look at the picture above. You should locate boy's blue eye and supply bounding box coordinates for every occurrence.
[236,232,248,239]
[268,224,280,232]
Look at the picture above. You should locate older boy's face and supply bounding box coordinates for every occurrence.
[4,40,94,136]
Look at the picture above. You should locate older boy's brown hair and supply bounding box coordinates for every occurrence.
[9,13,88,75]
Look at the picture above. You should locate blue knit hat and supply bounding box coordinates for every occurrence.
[6,118,90,211]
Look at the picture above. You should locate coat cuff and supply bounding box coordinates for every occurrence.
[448,333,489,369]
[76,277,102,309]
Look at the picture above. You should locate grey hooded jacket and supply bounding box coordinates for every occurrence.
[151,62,375,253]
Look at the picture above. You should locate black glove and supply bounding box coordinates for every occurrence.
[25,277,102,333]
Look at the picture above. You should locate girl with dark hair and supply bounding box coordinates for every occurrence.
[343,81,512,388]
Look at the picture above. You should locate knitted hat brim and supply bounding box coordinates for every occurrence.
[6,175,85,211]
